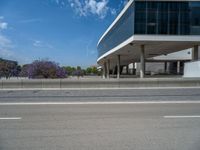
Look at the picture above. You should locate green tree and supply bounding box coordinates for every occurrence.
[77,66,81,71]
[91,67,98,74]
[0,59,19,79]
[86,67,92,74]
[85,66,99,75]
[64,66,76,76]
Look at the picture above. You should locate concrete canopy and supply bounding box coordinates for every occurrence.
[97,35,200,69]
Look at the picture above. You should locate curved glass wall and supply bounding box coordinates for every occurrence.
[97,3,134,58]
[135,1,200,35]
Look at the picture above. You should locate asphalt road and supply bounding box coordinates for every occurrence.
[0,87,200,102]
[0,88,200,150]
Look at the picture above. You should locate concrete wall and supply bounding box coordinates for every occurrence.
[0,78,200,89]
[135,62,165,75]
[151,49,192,61]
[184,61,200,77]
[145,62,165,74]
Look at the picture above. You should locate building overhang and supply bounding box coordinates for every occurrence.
[97,35,200,68]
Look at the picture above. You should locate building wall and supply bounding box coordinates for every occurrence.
[150,49,192,61]
[135,61,184,75]
[184,61,200,77]
[135,62,165,75]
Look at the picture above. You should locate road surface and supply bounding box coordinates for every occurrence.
[0,88,200,150]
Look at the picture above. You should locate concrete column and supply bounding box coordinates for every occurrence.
[164,62,167,73]
[140,45,145,78]
[112,66,115,75]
[126,65,129,75]
[132,62,136,75]
[106,59,110,79]
[117,55,121,79]
[192,45,199,61]
[177,61,180,75]
[103,62,106,79]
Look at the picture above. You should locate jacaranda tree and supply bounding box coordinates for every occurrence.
[27,60,67,79]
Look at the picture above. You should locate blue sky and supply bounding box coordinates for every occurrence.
[0,0,127,67]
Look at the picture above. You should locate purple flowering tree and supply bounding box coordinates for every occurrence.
[26,60,67,79]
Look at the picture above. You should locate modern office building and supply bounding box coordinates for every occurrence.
[97,0,200,78]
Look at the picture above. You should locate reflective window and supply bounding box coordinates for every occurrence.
[135,1,200,35]
[97,3,134,58]
[190,2,200,34]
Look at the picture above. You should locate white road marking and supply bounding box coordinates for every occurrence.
[0,101,200,105]
[0,117,21,120]
[0,87,200,91]
[164,116,200,119]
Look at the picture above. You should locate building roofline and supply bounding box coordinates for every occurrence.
[97,0,134,46]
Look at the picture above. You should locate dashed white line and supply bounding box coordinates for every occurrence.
[164,116,200,119]
[0,117,22,120]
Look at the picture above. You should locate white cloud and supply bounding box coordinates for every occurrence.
[122,0,128,6]
[0,22,8,30]
[0,17,11,49]
[55,0,59,4]
[0,17,8,30]
[0,48,14,58]
[67,0,115,19]
[0,16,13,59]
[0,17,29,63]
[33,40,53,49]
[85,39,97,56]
[68,0,85,16]
[33,40,42,47]
[0,16,8,30]
[0,45,29,64]
[0,35,16,60]
[0,35,12,48]
[53,0,67,7]
[110,8,116,15]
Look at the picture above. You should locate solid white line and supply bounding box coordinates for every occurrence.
[0,101,200,105]
[0,117,21,120]
[0,87,200,91]
[164,116,200,119]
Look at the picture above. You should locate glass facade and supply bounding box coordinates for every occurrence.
[135,1,200,35]
[97,3,134,58]
[98,1,200,58]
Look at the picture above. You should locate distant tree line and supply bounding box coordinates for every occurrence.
[0,58,21,79]
[64,66,101,76]
[0,58,101,79]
